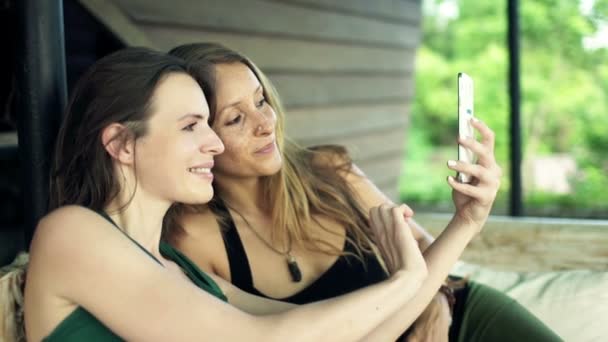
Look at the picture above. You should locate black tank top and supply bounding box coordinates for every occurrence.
[215,201,388,304]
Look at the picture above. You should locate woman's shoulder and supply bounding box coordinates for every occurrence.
[34,206,108,245]
[306,144,367,180]
[307,144,351,166]
[172,206,227,276]
[40,204,100,223]
[176,209,224,252]
[305,145,388,209]
[179,206,222,237]
[29,205,119,272]
[26,205,128,311]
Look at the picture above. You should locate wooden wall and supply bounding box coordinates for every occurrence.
[80,0,422,200]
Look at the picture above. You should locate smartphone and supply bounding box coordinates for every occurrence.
[457,72,475,183]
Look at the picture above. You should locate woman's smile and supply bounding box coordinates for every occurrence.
[255,140,276,155]
[188,162,215,181]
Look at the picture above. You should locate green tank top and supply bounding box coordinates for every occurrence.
[43,212,227,341]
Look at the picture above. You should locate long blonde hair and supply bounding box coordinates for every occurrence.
[0,252,28,342]
[166,43,375,259]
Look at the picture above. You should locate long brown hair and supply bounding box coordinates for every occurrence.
[167,43,375,259]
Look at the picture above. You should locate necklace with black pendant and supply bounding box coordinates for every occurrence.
[227,204,302,282]
[286,254,302,282]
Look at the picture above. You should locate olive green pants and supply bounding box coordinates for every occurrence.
[451,281,563,341]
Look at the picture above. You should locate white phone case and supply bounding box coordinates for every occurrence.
[457,72,475,183]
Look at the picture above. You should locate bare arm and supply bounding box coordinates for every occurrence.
[26,205,426,342]
[340,162,435,253]
[208,272,296,315]
[410,217,435,252]
[346,119,501,341]
[347,172,474,342]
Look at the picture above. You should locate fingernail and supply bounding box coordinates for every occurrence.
[471,117,480,123]
[447,160,457,167]
[447,175,454,182]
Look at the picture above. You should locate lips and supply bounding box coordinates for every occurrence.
[188,167,211,174]
[255,141,276,154]
[188,161,214,169]
[188,161,214,178]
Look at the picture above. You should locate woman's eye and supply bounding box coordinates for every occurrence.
[182,122,197,131]
[256,98,266,108]
[226,115,242,126]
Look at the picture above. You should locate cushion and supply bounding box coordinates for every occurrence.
[451,261,608,341]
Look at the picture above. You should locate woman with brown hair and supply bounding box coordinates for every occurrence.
[18,46,430,341]
[167,42,561,341]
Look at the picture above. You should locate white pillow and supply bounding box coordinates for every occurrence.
[451,261,608,342]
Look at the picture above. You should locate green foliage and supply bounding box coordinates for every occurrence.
[401,0,608,218]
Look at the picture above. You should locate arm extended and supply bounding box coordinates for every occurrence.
[26,205,427,342]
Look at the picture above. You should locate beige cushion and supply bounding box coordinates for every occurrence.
[451,261,608,342]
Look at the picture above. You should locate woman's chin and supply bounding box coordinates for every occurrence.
[261,159,283,176]
[182,189,214,205]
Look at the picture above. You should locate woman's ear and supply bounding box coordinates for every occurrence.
[101,123,135,165]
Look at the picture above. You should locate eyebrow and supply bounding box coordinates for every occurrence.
[217,85,263,115]
[177,113,207,121]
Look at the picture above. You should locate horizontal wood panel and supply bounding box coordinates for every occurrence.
[356,153,404,188]
[286,103,409,140]
[377,175,401,193]
[85,0,418,207]
[418,214,608,272]
[378,182,400,202]
[79,0,154,46]
[271,0,421,24]
[116,0,419,48]
[370,172,402,201]
[297,125,408,162]
[141,25,414,74]
[269,74,412,108]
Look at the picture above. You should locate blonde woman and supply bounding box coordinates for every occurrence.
[167,43,561,342]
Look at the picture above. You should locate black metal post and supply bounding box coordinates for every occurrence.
[507,0,523,216]
[16,0,67,246]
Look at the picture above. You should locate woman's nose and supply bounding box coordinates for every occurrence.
[202,128,224,155]
[254,113,274,136]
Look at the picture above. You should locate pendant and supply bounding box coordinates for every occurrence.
[286,254,302,282]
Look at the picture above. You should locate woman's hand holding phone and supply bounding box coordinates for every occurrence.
[446,118,502,232]
[448,73,501,232]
